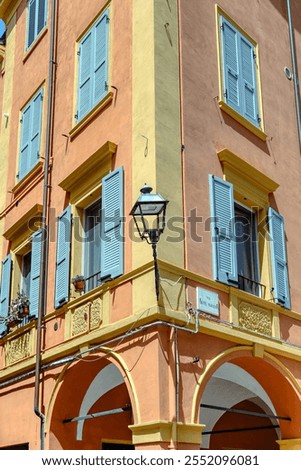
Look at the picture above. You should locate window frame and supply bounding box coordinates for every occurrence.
[26,0,48,51]
[83,198,102,293]
[209,174,266,299]
[216,6,266,141]
[20,249,32,298]
[57,142,123,306]
[210,149,288,306]
[75,7,110,124]
[234,202,261,297]
[18,86,44,182]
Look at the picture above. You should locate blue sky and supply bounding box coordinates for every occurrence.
[0,20,5,37]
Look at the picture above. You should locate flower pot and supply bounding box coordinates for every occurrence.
[73,280,85,293]
[7,318,22,329]
[18,305,29,317]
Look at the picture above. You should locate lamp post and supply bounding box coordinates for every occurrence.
[130,184,169,301]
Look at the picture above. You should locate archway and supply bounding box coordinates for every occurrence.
[48,357,135,449]
[200,363,280,449]
[195,351,301,450]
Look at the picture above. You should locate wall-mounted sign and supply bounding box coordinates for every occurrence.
[197,287,219,316]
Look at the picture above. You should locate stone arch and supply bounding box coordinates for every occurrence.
[45,349,140,449]
[191,346,301,449]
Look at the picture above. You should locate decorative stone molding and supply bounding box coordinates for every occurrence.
[129,421,204,446]
[5,332,31,366]
[71,304,88,336]
[90,298,102,329]
[238,301,272,336]
[71,297,102,336]
[277,438,301,450]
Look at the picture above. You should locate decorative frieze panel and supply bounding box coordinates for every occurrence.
[238,301,272,336]
[90,298,102,329]
[5,332,31,366]
[71,304,89,336]
[71,297,102,337]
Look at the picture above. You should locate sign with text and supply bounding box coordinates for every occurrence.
[197,287,219,316]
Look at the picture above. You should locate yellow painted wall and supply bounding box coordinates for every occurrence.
[0,13,15,254]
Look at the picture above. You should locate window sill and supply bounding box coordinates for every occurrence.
[23,27,48,63]
[69,92,114,140]
[219,100,268,142]
[11,160,44,196]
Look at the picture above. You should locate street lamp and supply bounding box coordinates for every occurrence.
[130,184,169,300]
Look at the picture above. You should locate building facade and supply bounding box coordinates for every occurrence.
[0,0,300,450]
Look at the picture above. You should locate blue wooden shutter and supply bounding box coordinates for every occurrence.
[19,88,43,180]
[77,9,109,121]
[37,0,47,35]
[0,254,12,333]
[209,175,237,284]
[221,15,260,127]
[101,167,124,280]
[30,229,43,317]
[30,89,43,169]
[239,35,259,126]
[93,10,109,105]
[54,206,71,308]
[221,16,240,113]
[269,208,291,309]
[27,0,46,49]
[19,104,31,180]
[27,0,36,48]
[78,30,93,121]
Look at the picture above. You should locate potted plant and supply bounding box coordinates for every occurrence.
[16,290,30,317]
[72,275,85,293]
[6,301,22,329]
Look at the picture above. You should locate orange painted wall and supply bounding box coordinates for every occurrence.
[47,0,133,317]
[179,0,301,316]
[209,400,279,450]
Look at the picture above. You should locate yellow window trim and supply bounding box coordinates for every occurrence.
[219,101,267,141]
[71,2,113,139]
[59,140,117,204]
[69,92,113,141]
[217,148,279,207]
[22,27,48,63]
[216,5,265,140]
[218,148,278,302]
[11,160,44,196]
[3,203,43,248]
[0,0,15,20]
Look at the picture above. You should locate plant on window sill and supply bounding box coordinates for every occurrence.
[5,311,22,329]
[72,275,85,293]
[10,289,30,320]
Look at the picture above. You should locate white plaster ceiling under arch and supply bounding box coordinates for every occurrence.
[199,363,280,448]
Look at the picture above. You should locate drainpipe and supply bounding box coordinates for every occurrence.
[34,0,57,450]
[286,0,301,148]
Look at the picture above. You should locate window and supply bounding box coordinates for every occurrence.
[26,0,47,50]
[0,229,42,334]
[84,200,102,292]
[18,88,43,181]
[21,250,32,297]
[217,9,264,137]
[209,175,290,308]
[54,165,124,308]
[76,8,109,122]
[234,204,260,296]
